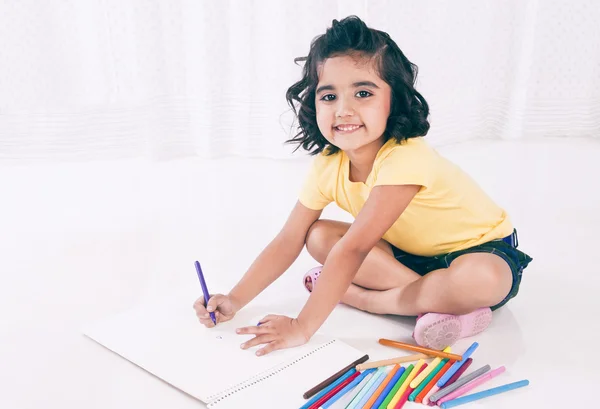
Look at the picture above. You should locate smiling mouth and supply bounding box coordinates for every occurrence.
[334,125,363,133]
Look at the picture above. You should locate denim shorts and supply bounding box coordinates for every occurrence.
[391,229,533,311]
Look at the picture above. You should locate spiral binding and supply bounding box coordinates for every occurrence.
[206,339,338,407]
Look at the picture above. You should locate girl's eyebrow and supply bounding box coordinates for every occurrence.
[316,81,380,95]
[353,81,380,89]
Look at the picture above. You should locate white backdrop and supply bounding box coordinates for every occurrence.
[0,0,598,164]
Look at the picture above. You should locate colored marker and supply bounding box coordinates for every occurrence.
[409,358,448,401]
[364,364,401,408]
[304,354,369,399]
[424,359,472,405]
[300,369,356,409]
[417,359,453,403]
[308,371,361,409]
[356,353,429,371]
[354,368,388,408]
[410,347,451,389]
[326,371,375,409]
[321,368,375,408]
[430,364,491,403]
[437,366,506,405]
[391,364,428,409]
[194,261,216,325]
[380,364,413,409]
[372,366,405,408]
[437,342,479,387]
[443,358,473,387]
[440,379,530,408]
[346,367,386,409]
[387,359,426,408]
[378,339,463,361]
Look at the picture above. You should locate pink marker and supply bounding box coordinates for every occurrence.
[436,366,506,405]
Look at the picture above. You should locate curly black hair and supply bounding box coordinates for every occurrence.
[285,16,430,156]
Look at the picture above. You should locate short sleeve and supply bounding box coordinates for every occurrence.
[298,154,334,210]
[374,141,435,188]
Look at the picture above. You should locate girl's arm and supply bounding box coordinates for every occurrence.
[296,184,420,337]
[227,200,322,312]
[234,184,419,357]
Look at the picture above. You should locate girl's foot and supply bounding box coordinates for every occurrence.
[412,308,492,350]
[302,266,367,308]
[303,266,322,293]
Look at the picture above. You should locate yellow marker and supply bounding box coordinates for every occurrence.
[387,358,426,409]
[409,346,451,389]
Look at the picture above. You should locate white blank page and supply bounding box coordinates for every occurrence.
[82,295,365,406]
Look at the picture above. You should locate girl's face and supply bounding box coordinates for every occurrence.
[315,55,392,154]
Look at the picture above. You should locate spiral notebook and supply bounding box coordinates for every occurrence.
[82,295,366,408]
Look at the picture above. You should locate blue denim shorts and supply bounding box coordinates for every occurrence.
[391,229,533,310]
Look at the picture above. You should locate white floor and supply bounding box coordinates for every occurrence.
[1,138,599,409]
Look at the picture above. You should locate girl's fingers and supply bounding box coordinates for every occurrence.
[259,314,280,324]
[256,340,284,357]
[206,294,226,313]
[193,298,207,313]
[236,325,271,335]
[198,317,216,327]
[199,311,232,327]
[240,334,277,350]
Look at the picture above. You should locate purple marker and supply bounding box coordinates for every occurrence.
[195,261,216,325]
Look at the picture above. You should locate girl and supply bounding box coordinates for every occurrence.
[193,16,532,356]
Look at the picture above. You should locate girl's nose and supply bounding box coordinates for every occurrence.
[335,98,355,118]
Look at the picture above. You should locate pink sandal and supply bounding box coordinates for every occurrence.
[303,266,322,293]
[412,307,492,350]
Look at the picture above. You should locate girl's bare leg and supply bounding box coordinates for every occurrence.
[305,219,421,291]
[305,220,513,316]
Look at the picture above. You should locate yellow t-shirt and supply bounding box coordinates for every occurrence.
[298,137,513,256]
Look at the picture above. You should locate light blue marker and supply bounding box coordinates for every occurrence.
[321,368,376,408]
[353,368,388,408]
[327,371,375,409]
[346,367,387,409]
[440,379,530,408]
[437,342,479,387]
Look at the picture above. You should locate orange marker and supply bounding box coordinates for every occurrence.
[415,359,453,403]
[378,339,462,361]
[363,364,401,409]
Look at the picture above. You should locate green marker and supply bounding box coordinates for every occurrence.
[409,358,449,401]
[378,364,414,409]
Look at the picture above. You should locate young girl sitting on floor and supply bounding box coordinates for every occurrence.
[193,16,532,356]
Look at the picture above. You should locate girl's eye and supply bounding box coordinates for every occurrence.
[320,94,336,102]
[356,90,372,98]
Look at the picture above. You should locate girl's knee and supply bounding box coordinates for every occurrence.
[479,265,513,307]
[305,220,342,260]
[449,257,513,308]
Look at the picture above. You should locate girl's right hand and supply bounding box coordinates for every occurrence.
[193,294,237,327]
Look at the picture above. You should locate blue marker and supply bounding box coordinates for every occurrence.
[440,379,530,408]
[194,260,216,325]
[437,342,479,387]
[372,366,406,408]
[321,368,376,408]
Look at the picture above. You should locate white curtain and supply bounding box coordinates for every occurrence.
[0,0,598,164]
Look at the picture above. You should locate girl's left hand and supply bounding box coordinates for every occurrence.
[236,315,310,356]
